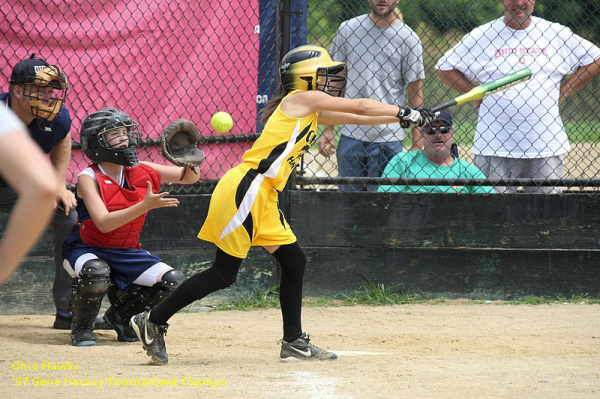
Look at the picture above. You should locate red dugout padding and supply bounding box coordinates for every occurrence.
[1,0,259,182]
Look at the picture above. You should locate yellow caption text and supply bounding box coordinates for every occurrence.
[11,377,226,389]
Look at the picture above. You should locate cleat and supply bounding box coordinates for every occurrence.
[92,314,112,330]
[280,333,337,362]
[53,310,72,330]
[130,310,169,365]
[71,328,97,346]
[55,311,110,330]
[104,307,139,342]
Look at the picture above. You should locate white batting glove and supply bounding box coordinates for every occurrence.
[396,107,434,128]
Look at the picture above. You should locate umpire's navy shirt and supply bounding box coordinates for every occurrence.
[1,92,71,153]
[0,92,71,188]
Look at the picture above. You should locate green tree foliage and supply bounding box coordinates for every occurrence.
[309,0,599,40]
[403,0,502,34]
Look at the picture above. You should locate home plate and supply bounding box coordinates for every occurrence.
[334,351,390,356]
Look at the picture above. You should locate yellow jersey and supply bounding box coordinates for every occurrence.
[241,90,318,191]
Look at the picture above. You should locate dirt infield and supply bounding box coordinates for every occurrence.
[1,303,598,398]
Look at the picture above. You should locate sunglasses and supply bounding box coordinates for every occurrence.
[425,125,452,135]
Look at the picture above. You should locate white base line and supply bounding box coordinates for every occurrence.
[332,351,391,357]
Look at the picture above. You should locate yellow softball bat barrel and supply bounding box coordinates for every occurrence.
[431,68,532,112]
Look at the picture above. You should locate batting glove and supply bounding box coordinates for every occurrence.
[397,106,434,128]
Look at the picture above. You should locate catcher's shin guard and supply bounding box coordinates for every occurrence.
[107,269,185,323]
[71,259,111,330]
[150,269,185,305]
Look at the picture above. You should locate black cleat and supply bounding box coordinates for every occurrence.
[92,314,112,330]
[71,328,97,347]
[130,310,169,365]
[53,310,72,330]
[55,311,110,330]
[280,333,337,362]
[104,307,139,342]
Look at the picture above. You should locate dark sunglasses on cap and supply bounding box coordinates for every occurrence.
[425,125,451,135]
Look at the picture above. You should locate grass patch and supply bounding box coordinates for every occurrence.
[209,280,600,311]
[212,284,344,311]
[507,295,554,305]
[304,297,345,307]
[341,275,426,306]
[505,294,600,305]
[213,284,280,311]
[557,294,600,304]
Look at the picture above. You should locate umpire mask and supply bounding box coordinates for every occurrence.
[10,57,68,121]
[80,108,141,166]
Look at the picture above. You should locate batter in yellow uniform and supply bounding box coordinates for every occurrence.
[199,91,317,258]
[131,45,433,365]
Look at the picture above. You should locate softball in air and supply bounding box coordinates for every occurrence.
[211,111,233,133]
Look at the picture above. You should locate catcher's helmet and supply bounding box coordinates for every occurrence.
[80,108,141,166]
[10,55,68,121]
[280,45,346,97]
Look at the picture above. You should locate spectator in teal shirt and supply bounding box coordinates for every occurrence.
[379,110,494,194]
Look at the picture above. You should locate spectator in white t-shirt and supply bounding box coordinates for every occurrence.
[435,0,600,193]
[0,106,58,285]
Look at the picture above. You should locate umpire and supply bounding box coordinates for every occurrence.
[0,54,77,329]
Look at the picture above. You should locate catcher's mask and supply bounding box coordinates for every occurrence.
[10,56,68,121]
[280,45,346,97]
[80,108,141,166]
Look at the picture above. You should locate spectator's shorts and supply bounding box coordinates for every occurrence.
[474,154,564,194]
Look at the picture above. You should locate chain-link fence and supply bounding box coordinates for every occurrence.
[302,0,600,193]
[1,0,273,193]
[1,0,599,194]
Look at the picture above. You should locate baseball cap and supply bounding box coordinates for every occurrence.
[10,55,51,85]
[427,109,453,126]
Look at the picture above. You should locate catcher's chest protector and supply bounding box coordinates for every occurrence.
[79,164,161,249]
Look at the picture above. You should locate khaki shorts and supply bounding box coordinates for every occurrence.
[198,165,296,258]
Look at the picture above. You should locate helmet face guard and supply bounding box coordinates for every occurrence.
[316,64,346,97]
[24,66,68,121]
[80,108,141,166]
[97,120,142,151]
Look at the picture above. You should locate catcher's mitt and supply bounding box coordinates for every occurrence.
[160,119,205,168]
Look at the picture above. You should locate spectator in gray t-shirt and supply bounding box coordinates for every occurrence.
[317,0,425,191]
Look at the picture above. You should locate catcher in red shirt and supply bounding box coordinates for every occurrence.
[63,108,203,346]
